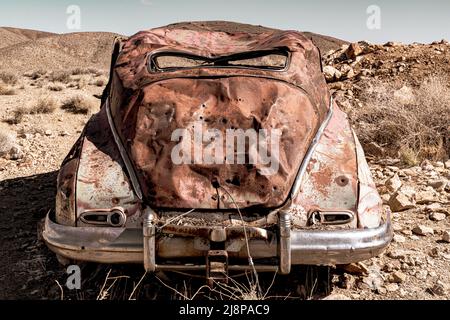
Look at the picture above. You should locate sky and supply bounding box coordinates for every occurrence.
[1,0,449,43]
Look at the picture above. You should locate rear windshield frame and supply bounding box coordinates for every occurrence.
[147,48,291,73]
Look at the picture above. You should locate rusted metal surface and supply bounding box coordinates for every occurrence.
[47,22,391,272]
[55,136,83,226]
[291,102,358,229]
[353,132,383,228]
[76,107,142,227]
[109,26,330,209]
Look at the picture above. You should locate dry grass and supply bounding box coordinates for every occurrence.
[77,75,90,89]
[92,76,107,87]
[5,106,28,124]
[25,69,47,80]
[31,96,57,114]
[48,71,71,84]
[0,83,16,95]
[47,84,64,92]
[61,95,96,114]
[0,71,18,85]
[350,76,450,162]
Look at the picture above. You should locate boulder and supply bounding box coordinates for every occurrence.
[389,192,415,212]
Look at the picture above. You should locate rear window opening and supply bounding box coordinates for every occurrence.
[148,48,289,72]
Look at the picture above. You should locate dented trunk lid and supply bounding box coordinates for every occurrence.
[117,76,321,209]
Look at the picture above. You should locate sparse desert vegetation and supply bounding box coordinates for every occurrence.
[0,71,18,85]
[61,95,97,114]
[48,71,71,84]
[0,83,16,95]
[352,76,449,163]
[31,96,57,114]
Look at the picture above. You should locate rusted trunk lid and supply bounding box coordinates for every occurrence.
[109,25,331,210]
[118,76,320,209]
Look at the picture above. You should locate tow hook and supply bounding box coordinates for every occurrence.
[206,250,229,287]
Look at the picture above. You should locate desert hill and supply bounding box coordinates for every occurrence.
[0,23,346,74]
[0,31,119,73]
[0,27,55,49]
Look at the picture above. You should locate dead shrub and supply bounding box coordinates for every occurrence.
[30,96,57,114]
[48,84,64,91]
[350,76,450,162]
[77,75,90,89]
[6,106,29,124]
[0,84,16,95]
[48,71,71,84]
[71,68,90,75]
[92,76,107,87]
[25,69,47,80]
[61,95,96,114]
[0,72,18,85]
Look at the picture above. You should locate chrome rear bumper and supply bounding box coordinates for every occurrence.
[42,211,392,272]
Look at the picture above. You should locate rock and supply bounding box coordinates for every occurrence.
[428,247,440,258]
[393,234,406,243]
[425,203,446,213]
[341,262,369,275]
[389,192,415,212]
[322,293,351,300]
[385,174,402,193]
[385,283,399,292]
[8,146,23,160]
[442,230,450,243]
[388,249,412,260]
[323,65,342,82]
[389,271,407,283]
[361,274,384,292]
[401,168,417,177]
[383,260,402,272]
[428,179,447,191]
[60,131,71,137]
[338,273,355,289]
[385,41,402,47]
[381,193,390,204]
[429,281,447,296]
[415,270,428,280]
[421,160,435,171]
[435,161,444,168]
[415,190,436,204]
[412,225,434,236]
[44,130,52,136]
[429,212,446,221]
[401,229,412,236]
[364,142,385,157]
[345,43,363,59]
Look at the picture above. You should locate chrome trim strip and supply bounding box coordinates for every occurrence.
[105,98,143,200]
[290,96,334,199]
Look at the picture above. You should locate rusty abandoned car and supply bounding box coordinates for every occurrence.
[42,23,393,282]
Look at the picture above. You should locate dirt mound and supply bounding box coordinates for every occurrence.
[0,31,119,74]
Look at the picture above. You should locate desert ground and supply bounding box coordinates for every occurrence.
[0,24,449,300]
